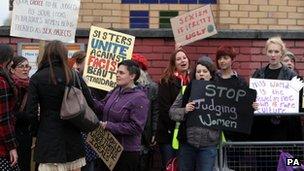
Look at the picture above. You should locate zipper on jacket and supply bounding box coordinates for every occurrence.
[104,89,121,121]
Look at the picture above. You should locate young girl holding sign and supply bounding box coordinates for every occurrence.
[169,56,220,171]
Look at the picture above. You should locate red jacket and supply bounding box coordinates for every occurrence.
[0,73,17,157]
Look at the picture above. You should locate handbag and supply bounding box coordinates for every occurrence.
[60,70,99,132]
[166,157,178,171]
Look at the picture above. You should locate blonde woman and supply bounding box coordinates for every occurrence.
[250,36,301,141]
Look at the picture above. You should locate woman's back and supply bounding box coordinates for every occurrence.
[27,61,85,164]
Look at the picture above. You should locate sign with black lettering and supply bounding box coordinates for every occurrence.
[10,0,80,43]
[187,80,257,134]
[83,26,135,91]
[86,126,123,171]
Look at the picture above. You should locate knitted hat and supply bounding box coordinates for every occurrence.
[197,56,214,65]
[131,53,148,71]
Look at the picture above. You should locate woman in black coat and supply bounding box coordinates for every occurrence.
[156,48,190,170]
[26,41,96,171]
[10,56,32,171]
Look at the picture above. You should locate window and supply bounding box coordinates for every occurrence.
[130,11,149,28]
[159,11,178,28]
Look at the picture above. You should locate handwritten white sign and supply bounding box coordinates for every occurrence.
[0,0,11,26]
[10,0,80,43]
[249,78,299,114]
[170,5,217,46]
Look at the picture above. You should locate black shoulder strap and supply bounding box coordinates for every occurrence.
[71,70,82,90]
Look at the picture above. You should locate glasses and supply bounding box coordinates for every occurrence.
[16,65,31,70]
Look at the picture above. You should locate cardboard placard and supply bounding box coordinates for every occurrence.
[10,0,80,43]
[18,43,84,76]
[0,0,11,26]
[170,5,217,46]
[86,126,123,171]
[249,78,299,114]
[83,26,135,91]
[187,80,257,134]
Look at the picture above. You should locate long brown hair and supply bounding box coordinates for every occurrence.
[160,48,189,84]
[38,40,71,85]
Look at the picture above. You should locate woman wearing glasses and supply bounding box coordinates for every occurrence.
[10,56,32,171]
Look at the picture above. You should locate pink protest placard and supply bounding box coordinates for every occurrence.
[170,5,217,46]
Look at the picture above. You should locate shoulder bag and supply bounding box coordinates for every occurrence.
[60,70,99,132]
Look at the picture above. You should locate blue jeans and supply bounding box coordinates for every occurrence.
[159,144,178,170]
[178,143,217,171]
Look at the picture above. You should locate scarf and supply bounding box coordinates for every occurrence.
[11,74,30,89]
[174,71,190,86]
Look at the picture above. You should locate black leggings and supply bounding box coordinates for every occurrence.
[99,151,140,171]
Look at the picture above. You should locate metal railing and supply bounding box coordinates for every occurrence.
[218,141,304,171]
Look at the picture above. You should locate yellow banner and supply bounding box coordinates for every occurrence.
[83,26,135,91]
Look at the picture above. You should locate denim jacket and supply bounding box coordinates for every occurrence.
[94,86,149,151]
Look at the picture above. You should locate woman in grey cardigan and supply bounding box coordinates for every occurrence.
[169,56,220,171]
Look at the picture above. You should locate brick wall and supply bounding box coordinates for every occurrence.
[78,0,304,29]
[133,38,304,82]
[3,36,302,83]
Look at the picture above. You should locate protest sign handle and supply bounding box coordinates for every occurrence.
[37,40,45,65]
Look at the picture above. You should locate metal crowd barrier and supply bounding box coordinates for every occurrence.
[218,141,304,171]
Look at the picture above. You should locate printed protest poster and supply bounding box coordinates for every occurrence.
[170,5,217,46]
[86,126,123,171]
[10,0,80,43]
[83,26,135,91]
[0,0,11,26]
[187,80,257,134]
[250,78,300,114]
[18,43,84,76]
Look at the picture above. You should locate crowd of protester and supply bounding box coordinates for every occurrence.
[0,36,303,171]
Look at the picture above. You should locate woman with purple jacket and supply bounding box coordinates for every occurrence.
[95,60,149,171]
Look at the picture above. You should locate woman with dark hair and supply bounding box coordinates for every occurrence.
[169,56,220,171]
[95,60,149,171]
[26,40,97,171]
[0,44,19,171]
[215,45,247,87]
[156,48,190,170]
[215,45,252,142]
[10,56,31,171]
